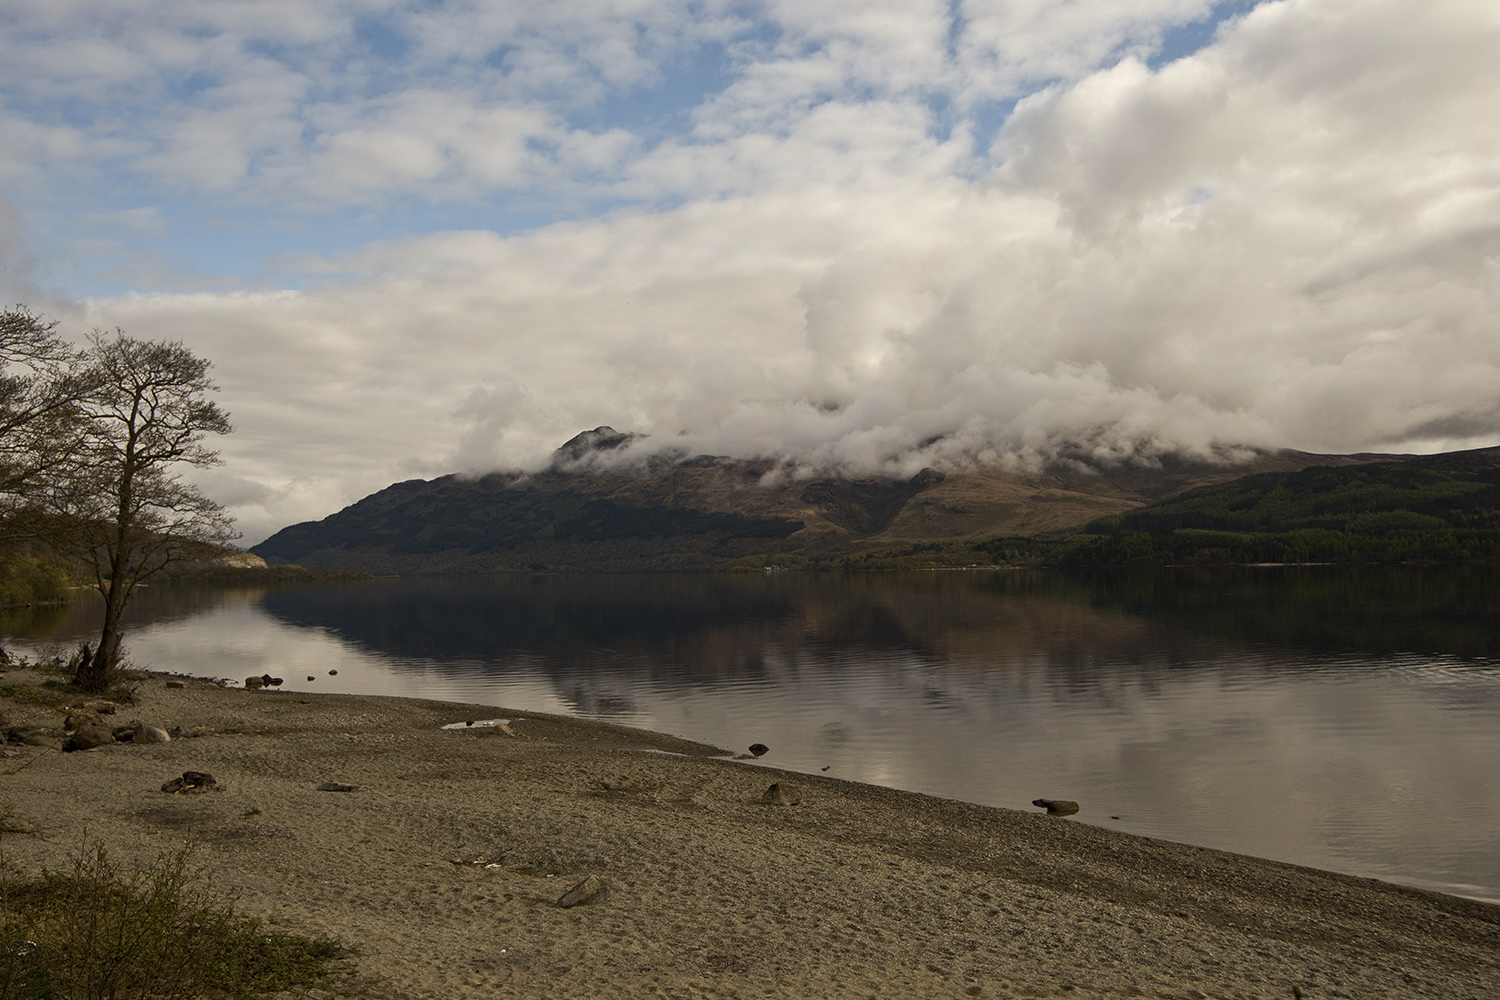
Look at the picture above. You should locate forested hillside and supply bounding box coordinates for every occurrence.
[981,447,1500,567]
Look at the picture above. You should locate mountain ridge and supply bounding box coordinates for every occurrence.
[250,427,1411,572]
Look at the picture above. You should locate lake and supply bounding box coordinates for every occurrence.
[4,566,1498,904]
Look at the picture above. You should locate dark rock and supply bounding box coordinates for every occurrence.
[84,701,115,715]
[762,782,804,806]
[1032,798,1080,816]
[112,725,136,742]
[162,771,218,793]
[245,675,265,690]
[63,711,101,733]
[316,782,358,792]
[264,675,283,687]
[170,725,213,738]
[307,676,315,681]
[748,743,770,757]
[556,874,609,908]
[328,669,338,675]
[165,680,186,689]
[66,721,116,751]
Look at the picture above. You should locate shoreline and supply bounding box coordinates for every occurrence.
[2,672,1497,999]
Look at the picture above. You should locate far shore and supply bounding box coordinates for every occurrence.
[1,670,1496,999]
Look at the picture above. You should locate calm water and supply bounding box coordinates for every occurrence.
[5,567,1499,903]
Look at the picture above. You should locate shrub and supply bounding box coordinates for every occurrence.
[0,843,346,1000]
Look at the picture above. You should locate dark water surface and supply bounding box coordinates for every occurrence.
[6,566,1499,903]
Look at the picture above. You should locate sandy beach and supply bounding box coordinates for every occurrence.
[1,670,1496,1000]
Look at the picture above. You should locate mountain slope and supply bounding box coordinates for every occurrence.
[1011,446,1500,566]
[251,428,1402,572]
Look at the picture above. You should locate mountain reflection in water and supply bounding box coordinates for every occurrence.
[4,566,1498,904]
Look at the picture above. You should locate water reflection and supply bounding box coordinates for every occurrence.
[4,567,1498,903]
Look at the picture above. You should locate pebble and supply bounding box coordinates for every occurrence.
[162,771,218,793]
[556,874,609,908]
[762,782,804,806]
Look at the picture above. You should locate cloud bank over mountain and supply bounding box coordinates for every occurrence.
[2,0,1497,543]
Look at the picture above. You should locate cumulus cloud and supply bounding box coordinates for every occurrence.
[4,0,1499,543]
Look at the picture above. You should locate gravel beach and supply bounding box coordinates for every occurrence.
[2,672,1496,999]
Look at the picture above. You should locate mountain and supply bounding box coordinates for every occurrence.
[1014,445,1500,566]
[250,427,1401,573]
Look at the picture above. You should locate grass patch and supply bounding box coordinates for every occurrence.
[0,686,66,709]
[0,843,348,999]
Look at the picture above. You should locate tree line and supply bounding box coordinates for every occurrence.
[0,305,235,692]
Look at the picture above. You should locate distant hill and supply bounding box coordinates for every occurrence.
[251,427,1406,573]
[987,446,1500,566]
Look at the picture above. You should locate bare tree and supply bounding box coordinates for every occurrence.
[45,331,237,691]
[0,306,93,515]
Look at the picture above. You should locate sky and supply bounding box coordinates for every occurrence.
[2,0,1498,546]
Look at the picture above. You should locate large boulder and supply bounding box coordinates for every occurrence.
[66,721,115,751]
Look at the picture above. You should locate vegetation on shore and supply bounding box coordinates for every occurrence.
[0,841,346,1000]
[151,562,374,586]
[0,555,71,609]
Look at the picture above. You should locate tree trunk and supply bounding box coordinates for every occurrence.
[76,571,128,693]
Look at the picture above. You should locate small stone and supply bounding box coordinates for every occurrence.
[762,782,804,806]
[316,782,358,792]
[556,874,609,908]
[165,680,186,689]
[84,701,116,715]
[328,669,338,675]
[1031,798,1080,816]
[264,675,283,687]
[307,675,316,681]
[748,743,770,757]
